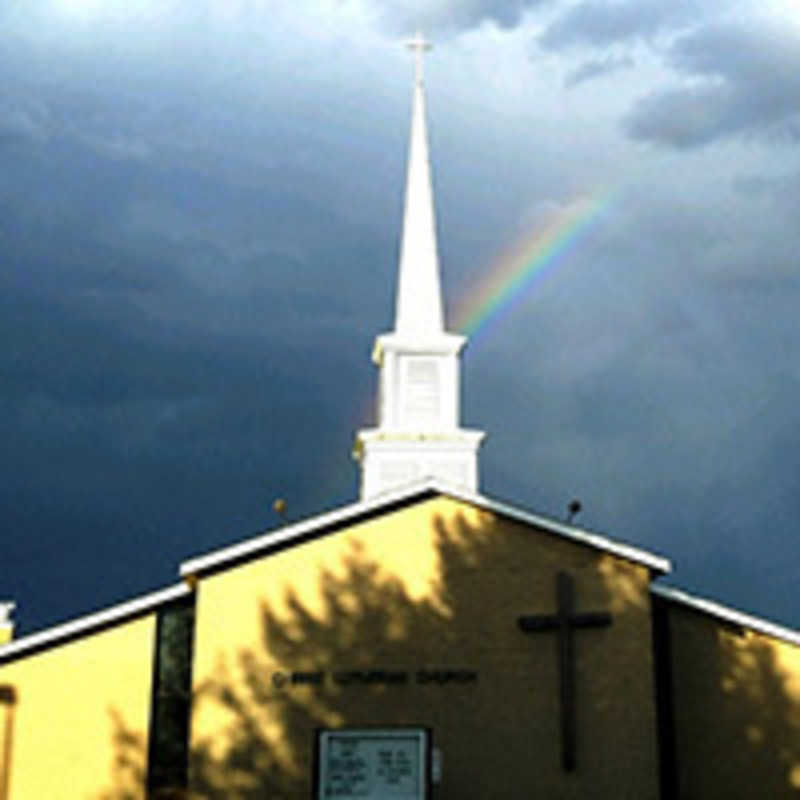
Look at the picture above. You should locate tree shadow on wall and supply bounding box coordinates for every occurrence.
[668,604,800,799]
[185,505,657,799]
[97,711,147,800]
[714,627,800,797]
[190,548,448,797]
[188,514,489,798]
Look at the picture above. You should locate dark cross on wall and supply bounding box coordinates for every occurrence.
[517,571,612,772]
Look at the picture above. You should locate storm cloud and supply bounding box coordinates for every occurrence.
[369,0,549,34]
[624,21,800,147]
[564,54,635,87]
[539,0,709,49]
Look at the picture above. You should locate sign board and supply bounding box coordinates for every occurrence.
[317,728,429,799]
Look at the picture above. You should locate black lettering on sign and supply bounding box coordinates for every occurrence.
[290,671,324,685]
[416,669,478,684]
[333,670,409,685]
[272,667,478,688]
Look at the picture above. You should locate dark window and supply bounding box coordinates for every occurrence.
[147,595,195,796]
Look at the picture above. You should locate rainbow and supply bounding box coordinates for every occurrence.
[452,189,617,340]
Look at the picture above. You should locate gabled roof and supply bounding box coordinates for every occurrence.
[0,582,191,664]
[179,479,672,579]
[652,583,800,646]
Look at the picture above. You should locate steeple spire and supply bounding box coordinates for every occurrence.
[395,33,443,336]
[407,31,431,85]
[353,36,484,500]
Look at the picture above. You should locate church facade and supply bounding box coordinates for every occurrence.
[1,40,799,800]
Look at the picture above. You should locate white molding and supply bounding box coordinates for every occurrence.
[0,582,191,662]
[356,430,485,448]
[652,583,800,646]
[180,478,671,579]
[373,332,465,363]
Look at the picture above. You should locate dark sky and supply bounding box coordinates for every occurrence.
[2,0,799,636]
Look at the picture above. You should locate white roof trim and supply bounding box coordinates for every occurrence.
[180,478,671,578]
[442,482,671,573]
[180,481,437,577]
[652,583,800,646]
[0,582,191,662]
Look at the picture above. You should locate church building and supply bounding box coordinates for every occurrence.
[1,38,799,800]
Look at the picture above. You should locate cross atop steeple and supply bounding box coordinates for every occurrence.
[395,33,442,336]
[406,31,432,85]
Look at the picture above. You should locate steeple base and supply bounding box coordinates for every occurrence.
[354,429,484,500]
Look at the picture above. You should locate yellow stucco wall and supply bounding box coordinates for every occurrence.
[189,495,660,799]
[667,604,800,798]
[0,614,156,800]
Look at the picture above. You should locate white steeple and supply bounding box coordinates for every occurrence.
[354,35,484,500]
[395,33,443,337]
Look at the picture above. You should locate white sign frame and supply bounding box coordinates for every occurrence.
[316,727,429,800]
